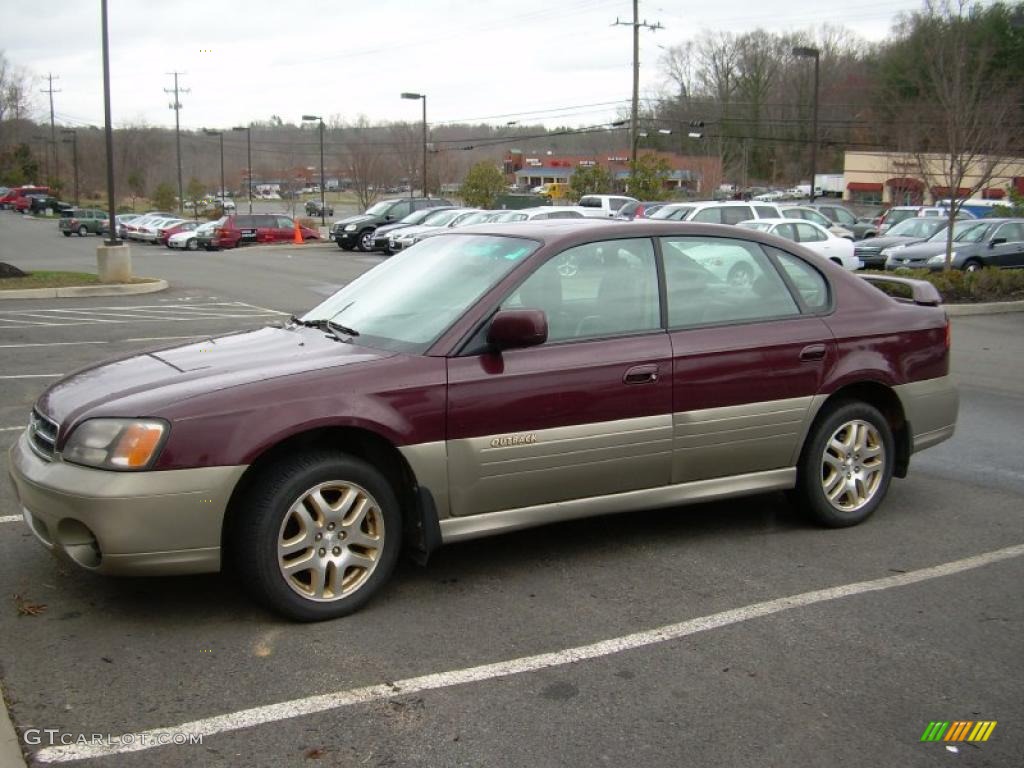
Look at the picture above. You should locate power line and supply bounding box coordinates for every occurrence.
[613,1,664,168]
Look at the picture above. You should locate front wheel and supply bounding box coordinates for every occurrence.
[358,229,375,252]
[62,231,72,237]
[962,258,983,273]
[78,225,88,236]
[230,452,402,621]
[794,401,894,528]
[186,238,198,251]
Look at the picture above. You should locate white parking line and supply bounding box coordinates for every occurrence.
[31,543,1024,764]
[0,341,108,348]
[0,374,63,379]
[0,427,25,432]
[0,515,22,524]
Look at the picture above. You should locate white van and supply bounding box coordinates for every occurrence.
[650,200,784,225]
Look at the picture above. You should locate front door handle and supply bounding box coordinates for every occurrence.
[799,344,827,362]
[624,364,659,384]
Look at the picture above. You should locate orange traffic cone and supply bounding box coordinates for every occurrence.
[293,220,304,244]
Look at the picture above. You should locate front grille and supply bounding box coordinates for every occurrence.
[855,246,880,256]
[29,409,59,461]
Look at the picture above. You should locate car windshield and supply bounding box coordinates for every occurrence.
[888,217,946,238]
[455,211,493,226]
[738,221,773,232]
[397,208,438,225]
[650,205,694,221]
[301,234,539,353]
[926,220,989,242]
[493,211,528,222]
[364,201,394,216]
[422,209,464,226]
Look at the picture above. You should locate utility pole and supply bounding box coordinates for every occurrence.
[41,73,61,190]
[613,3,662,175]
[165,72,190,214]
[61,129,79,205]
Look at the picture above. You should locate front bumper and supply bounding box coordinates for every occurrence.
[7,431,246,576]
[332,229,359,246]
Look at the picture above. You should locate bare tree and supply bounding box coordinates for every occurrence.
[345,118,392,210]
[890,0,1021,268]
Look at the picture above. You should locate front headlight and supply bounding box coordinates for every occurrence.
[928,252,955,264]
[343,223,357,232]
[63,419,168,471]
[880,245,905,257]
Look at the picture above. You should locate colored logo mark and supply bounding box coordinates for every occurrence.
[920,721,997,742]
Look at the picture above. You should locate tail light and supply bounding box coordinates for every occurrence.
[70,219,79,227]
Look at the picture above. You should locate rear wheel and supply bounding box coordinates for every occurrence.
[794,401,893,528]
[230,452,402,621]
[962,258,983,273]
[62,231,72,237]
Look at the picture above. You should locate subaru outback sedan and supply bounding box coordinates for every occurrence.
[8,221,958,621]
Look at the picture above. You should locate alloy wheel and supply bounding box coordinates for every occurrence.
[820,419,885,512]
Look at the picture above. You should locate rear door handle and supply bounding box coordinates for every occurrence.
[624,364,659,384]
[799,344,827,362]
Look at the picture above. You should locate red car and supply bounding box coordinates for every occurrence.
[9,221,958,621]
[157,220,199,246]
[212,213,319,249]
[0,185,48,211]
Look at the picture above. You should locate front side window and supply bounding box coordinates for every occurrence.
[721,206,754,225]
[754,206,778,218]
[501,238,660,343]
[833,208,858,226]
[795,223,827,242]
[692,207,722,224]
[578,196,601,208]
[651,205,694,221]
[661,237,800,327]
[994,222,1024,243]
[303,235,539,353]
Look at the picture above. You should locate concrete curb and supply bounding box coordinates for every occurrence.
[0,682,27,768]
[0,279,168,300]
[945,299,1024,316]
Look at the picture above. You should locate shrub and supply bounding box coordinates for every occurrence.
[862,268,1024,303]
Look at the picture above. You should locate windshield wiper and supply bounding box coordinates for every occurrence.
[289,315,359,341]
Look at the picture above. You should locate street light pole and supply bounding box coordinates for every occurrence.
[301,115,326,226]
[61,128,79,205]
[401,93,427,197]
[232,125,252,214]
[100,0,119,246]
[793,46,820,202]
[204,129,225,212]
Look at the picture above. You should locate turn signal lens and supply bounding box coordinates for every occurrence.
[111,423,165,468]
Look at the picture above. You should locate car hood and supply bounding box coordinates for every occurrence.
[374,221,413,236]
[394,223,441,238]
[332,213,375,228]
[37,325,394,431]
[886,240,956,259]
[855,235,928,250]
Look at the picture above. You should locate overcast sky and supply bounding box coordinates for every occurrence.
[3,0,928,132]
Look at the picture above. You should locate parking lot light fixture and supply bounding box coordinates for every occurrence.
[232,125,252,214]
[203,129,225,212]
[301,115,326,226]
[792,46,820,202]
[401,93,427,197]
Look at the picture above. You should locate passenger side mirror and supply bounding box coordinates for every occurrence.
[989,237,1006,248]
[487,310,548,350]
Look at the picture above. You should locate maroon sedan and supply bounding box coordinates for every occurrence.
[8,221,958,620]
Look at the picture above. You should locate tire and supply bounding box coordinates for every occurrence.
[62,231,72,237]
[357,229,375,252]
[78,225,88,236]
[794,401,894,528]
[186,238,198,251]
[962,258,983,273]
[229,452,402,621]
[727,262,753,288]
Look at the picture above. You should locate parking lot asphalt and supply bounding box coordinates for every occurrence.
[1,211,1022,766]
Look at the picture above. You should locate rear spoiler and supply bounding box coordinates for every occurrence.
[858,274,942,306]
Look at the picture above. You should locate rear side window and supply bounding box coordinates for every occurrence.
[578,196,601,208]
[782,209,803,220]
[772,249,829,310]
[754,206,778,218]
[721,206,753,225]
[795,223,826,242]
[234,215,255,228]
[660,237,800,327]
[610,197,631,210]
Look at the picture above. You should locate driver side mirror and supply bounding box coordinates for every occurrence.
[989,237,1006,248]
[487,309,548,350]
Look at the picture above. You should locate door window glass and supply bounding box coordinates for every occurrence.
[795,223,826,242]
[754,206,778,218]
[389,202,411,218]
[994,222,1024,243]
[692,207,722,223]
[772,249,829,310]
[833,208,858,226]
[660,237,800,327]
[502,238,660,342]
[773,223,799,241]
[277,216,295,229]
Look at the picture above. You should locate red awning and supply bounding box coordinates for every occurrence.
[982,188,1006,200]
[886,177,924,190]
[847,182,883,192]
